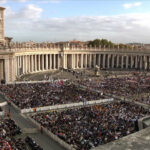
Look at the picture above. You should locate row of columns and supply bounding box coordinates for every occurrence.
[16,54,60,76]
[16,53,150,76]
[64,54,150,70]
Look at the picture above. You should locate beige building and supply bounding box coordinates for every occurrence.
[0,7,150,83]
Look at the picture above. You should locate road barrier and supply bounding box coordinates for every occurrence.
[21,98,114,114]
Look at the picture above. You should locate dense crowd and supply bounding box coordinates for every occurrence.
[77,73,150,101]
[0,82,104,109]
[0,118,43,150]
[32,101,150,150]
[134,95,150,105]
[25,136,43,150]
[0,118,26,150]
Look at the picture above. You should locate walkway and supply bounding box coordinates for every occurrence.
[0,94,66,150]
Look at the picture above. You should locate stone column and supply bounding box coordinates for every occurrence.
[11,57,16,81]
[46,54,48,70]
[16,56,19,76]
[63,54,65,69]
[26,55,28,73]
[42,55,44,70]
[135,56,138,69]
[20,56,23,75]
[26,55,29,73]
[31,55,34,72]
[19,56,21,69]
[38,55,41,71]
[28,56,30,72]
[58,54,60,69]
[24,56,26,74]
[65,54,68,69]
[93,54,96,68]
[22,56,24,74]
[131,56,134,69]
[15,57,18,76]
[27,55,30,73]
[126,56,129,69]
[81,54,83,68]
[144,56,147,70]
[107,54,110,69]
[102,54,106,68]
[50,54,52,69]
[76,54,78,68]
[4,59,10,83]
[72,54,74,69]
[83,54,85,68]
[89,54,92,68]
[121,55,124,69]
[98,54,101,68]
[16,56,20,76]
[85,54,87,68]
[140,56,143,70]
[111,55,114,68]
[117,55,119,68]
[35,55,37,72]
[74,54,76,69]
[26,56,28,73]
[23,56,25,74]
[73,54,76,69]
[53,54,56,69]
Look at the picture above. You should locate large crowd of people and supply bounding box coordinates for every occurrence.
[0,118,43,150]
[0,71,150,149]
[32,101,150,150]
[0,82,104,109]
[77,73,150,102]
[25,136,43,150]
[0,118,26,150]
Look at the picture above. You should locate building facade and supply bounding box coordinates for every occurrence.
[0,7,150,83]
[0,45,150,83]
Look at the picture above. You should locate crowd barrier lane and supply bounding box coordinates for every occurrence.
[134,101,150,109]
[57,105,64,109]
[40,107,46,111]
[7,79,68,85]
[27,116,75,150]
[0,102,7,107]
[21,98,114,114]
[76,103,82,106]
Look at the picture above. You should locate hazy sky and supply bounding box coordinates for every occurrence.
[1,0,150,43]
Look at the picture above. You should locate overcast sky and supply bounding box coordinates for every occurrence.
[0,0,150,43]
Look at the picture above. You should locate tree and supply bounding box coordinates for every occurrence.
[87,39,130,49]
[88,39,115,48]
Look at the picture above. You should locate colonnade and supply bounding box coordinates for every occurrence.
[58,53,150,70]
[16,54,60,76]
[15,53,150,77]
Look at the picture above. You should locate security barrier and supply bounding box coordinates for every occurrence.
[21,98,114,114]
